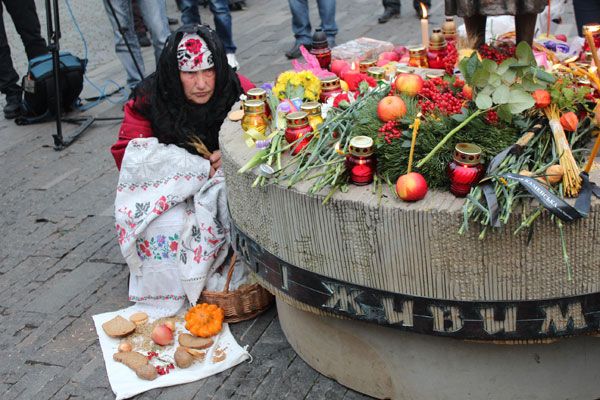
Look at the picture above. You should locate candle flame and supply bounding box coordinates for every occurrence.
[420,2,428,19]
[591,66,598,74]
[351,61,357,70]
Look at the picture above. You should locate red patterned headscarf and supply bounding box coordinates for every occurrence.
[176,33,214,71]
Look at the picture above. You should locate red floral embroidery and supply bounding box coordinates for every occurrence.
[153,196,170,215]
[170,241,178,252]
[139,240,152,257]
[193,54,204,67]
[185,38,202,54]
[193,245,203,263]
[116,224,127,245]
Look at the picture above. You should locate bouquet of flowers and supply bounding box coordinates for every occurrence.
[272,70,321,102]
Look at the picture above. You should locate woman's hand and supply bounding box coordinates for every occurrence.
[209,150,222,177]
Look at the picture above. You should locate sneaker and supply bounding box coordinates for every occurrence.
[378,8,400,24]
[3,94,22,119]
[137,33,151,47]
[285,43,311,59]
[227,53,239,71]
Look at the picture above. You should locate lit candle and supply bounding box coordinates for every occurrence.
[342,61,359,82]
[420,3,429,49]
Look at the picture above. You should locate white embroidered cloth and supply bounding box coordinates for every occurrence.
[115,138,231,316]
[92,306,250,400]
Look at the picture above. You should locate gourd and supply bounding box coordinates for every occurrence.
[185,303,225,338]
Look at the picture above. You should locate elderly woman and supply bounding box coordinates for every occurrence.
[111,25,253,316]
[445,0,546,47]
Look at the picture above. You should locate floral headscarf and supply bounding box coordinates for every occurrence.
[176,33,214,71]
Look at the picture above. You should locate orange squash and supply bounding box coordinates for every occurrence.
[560,112,578,132]
[185,303,225,338]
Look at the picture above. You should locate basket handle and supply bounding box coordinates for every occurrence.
[223,253,237,293]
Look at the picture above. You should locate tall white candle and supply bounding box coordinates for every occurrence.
[420,3,429,48]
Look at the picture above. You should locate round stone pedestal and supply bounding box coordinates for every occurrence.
[277,299,600,400]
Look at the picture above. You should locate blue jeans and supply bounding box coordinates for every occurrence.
[103,0,170,87]
[288,0,337,46]
[180,0,237,54]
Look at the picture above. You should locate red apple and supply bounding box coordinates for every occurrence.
[378,51,400,62]
[396,172,428,201]
[377,96,407,122]
[462,84,473,100]
[394,73,424,97]
[331,59,350,77]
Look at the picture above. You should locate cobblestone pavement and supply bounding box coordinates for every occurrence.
[0,1,578,399]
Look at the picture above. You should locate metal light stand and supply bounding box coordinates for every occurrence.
[45,0,94,151]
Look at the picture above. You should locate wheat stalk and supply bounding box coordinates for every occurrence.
[544,105,582,197]
[188,136,212,158]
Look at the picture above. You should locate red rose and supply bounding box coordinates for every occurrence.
[185,38,202,54]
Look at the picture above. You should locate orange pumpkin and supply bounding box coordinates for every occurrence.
[185,303,225,338]
[560,112,578,132]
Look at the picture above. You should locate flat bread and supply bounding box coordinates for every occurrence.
[102,315,136,338]
[113,351,157,381]
[228,109,244,121]
[178,333,214,349]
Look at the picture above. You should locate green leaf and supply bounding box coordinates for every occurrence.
[497,58,516,74]
[497,104,513,122]
[515,42,535,65]
[502,69,517,84]
[492,85,510,104]
[488,73,502,87]
[521,78,544,91]
[451,111,468,122]
[475,93,493,109]
[534,69,556,83]
[481,59,498,73]
[507,89,535,114]
[472,68,490,88]
[460,53,480,84]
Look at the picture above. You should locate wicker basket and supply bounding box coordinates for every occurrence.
[199,254,274,323]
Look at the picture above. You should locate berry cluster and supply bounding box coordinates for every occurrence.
[444,43,458,75]
[156,363,175,375]
[485,110,499,125]
[147,351,159,360]
[478,43,516,64]
[378,120,402,144]
[417,78,464,115]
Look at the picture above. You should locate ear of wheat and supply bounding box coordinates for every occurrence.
[188,136,212,159]
[544,105,582,197]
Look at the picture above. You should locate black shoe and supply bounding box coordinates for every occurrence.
[285,43,311,59]
[137,33,151,47]
[168,17,178,25]
[3,94,22,119]
[378,8,400,23]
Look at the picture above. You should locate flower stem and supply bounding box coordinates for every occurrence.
[416,109,483,169]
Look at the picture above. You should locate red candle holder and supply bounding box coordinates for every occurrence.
[310,29,332,70]
[320,76,343,103]
[345,136,376,185]
[427,28,448,70]
[285,111,313,155]
[447,143,485,197]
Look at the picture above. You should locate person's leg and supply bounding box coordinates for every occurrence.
[515,13,537,46]
[132,0,151,47]
[208,0,236,54]
[137,0,171,64]
[288,0,312,46]
[464,14,487,48]
[573,0,600,37]
[0,4,21,117]
[180,0,201,25]
[379,0,400,24]
[103,0,145,87]
[316,0,336,46]
[4,0,47,60]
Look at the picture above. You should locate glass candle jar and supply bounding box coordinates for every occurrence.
[359,59,377,73]
[320,76,343,103]
[310,28,332,69]
[241,100,268,135]
[408,46,428,68]
[427,28,448,69]
[367,66,385,80]
[446,143,485,197]
[345,136,376,185]
[285,111,313,155]
[441,17,456,43]
[246,87,267,102]
[301,102,324,132]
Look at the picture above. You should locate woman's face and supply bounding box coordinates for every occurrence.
[180,68,216,105]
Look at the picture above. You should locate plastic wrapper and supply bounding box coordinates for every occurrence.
[332,37,394,63]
